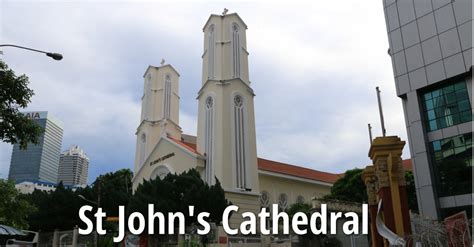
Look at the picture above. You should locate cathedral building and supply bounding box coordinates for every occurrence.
[132,11,341,227]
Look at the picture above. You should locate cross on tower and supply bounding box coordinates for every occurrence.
[222,8,228,15]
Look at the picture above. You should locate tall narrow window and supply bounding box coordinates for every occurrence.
[205,96,214,184]
[278,194,288,211]
[163,75,171,119]
[232,23,240,78]
[142,74,152,120]
[233,95,247,189]
[208,25,215,79]
[139,133,146,166]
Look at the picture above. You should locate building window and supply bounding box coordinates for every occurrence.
[430,133,472,197]
[260,191,270,208]
[232,23,240,78]
[422,80,472,132]
[208,25,215,79]
[296,195,305,204]
[233,95,247,189]
[205,96,214,185]
[260,191,272,226]
[163,75,171,119]
[139,133,146,166]
[142,74,152,120]
[151,165,170,180]
[278,193,288,211]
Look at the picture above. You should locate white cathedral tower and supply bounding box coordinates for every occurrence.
[196,12,260,194]
[133,64,182,171]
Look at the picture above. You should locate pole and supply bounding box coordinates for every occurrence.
[376,87,386,137]
[368,123,373,145]
[95,178,101,247]
[0,44,63,60]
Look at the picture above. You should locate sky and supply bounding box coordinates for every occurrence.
[0,0,410,183]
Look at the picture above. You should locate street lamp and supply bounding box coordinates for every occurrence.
[0,44,63,60]
[78,194,99,247]
[78,195,97,205]
[78,178,101,247]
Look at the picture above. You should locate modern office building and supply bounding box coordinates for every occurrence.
[382,0,472,220]
[8,111,64,183]
[57,145,89,186]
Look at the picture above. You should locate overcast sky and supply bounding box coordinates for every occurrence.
[0,0,410,183]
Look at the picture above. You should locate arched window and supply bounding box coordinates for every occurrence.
[205,96,214,184]
[208,25,215,79]
[260,191,270,208]
[233,95,247,189]
[232,23,240,78]
[278,193,288,211]
[296,195,305,204]
[261,191,272,226]
[151,165,170,180]
[143,74,152,120]
[163,75,171,119]
[139,133,146,166]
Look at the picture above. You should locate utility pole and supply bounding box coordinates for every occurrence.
[376,86,387,137]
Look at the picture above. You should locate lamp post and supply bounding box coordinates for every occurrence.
[0,44,63,60]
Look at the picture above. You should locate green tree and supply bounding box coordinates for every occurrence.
[324,168,367,203]
[0,179,36,229]
[404,171,418,213]
[0,60,43,149]
[90,169,133,217]
[26,169,133,232]
[324,168,418,212]
[26,182,88,231]
[128,169,230,236]
[286,202,312,219]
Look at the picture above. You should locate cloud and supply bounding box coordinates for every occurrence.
[0,1,410,182]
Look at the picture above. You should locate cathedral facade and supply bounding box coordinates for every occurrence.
[132,11,340,228]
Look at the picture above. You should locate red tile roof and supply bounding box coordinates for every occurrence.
[177,139,415,184]
[257,158,341,184]
[168,136,201,155]
[402,159,412,171]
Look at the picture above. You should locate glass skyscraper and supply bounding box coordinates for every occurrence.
[8,111,64,183]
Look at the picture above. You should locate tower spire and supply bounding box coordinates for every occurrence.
[197,12,259,192]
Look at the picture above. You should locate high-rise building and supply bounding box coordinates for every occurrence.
[382,0,472,220]
[57,145,89,186]
[8,111,64,183]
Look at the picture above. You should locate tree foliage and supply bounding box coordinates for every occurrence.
[324,168,367,203]
[0,60,43,149]
[25,182,89,231]
[25,169,133,231]
[286,202,312,219]
[404,171,418,213]
[91,169,133,217]
[0,179,36,229]
[128,169,230,233]
[324,168,419,212]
